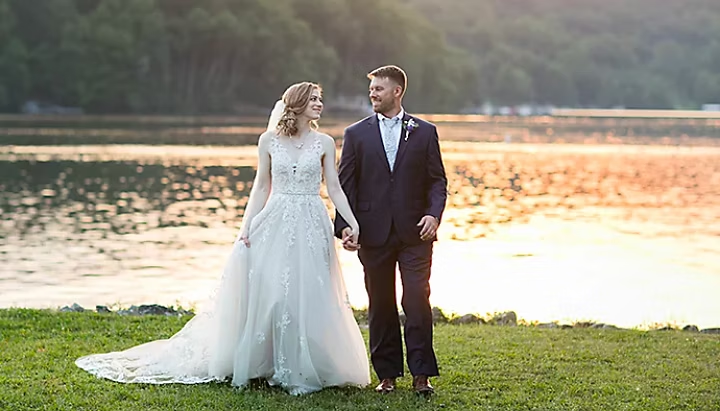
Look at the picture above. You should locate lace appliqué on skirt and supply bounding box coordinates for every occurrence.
[75,131,370,395]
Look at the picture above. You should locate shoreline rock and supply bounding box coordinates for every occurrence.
[54,304,720,333]
[59,303,193,317]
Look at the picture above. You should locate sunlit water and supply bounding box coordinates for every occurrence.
[1,141,719,329]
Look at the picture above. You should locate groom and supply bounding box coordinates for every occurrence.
[334,65,447,395]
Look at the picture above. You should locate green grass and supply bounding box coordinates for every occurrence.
[1,309,718,411]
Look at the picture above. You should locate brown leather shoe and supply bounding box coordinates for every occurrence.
[413,375,434,395]
[374,378,396,394]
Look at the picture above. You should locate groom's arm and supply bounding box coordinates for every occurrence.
[334,128,357,239]
[425,126,448,223]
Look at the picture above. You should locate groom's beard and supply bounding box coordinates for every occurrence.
[371,99,394,114]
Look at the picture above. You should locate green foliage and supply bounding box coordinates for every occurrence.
[1,309,719,410]
[404,0,720,108]
[1,0,720,113]
[0,0,472,114]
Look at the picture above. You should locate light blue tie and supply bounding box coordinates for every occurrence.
[381,117,400,170]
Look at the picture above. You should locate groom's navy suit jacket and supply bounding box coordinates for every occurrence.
[334,113,447,247]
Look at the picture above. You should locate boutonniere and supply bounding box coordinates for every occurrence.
[403,118,418,141]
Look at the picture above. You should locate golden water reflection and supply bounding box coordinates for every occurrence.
[1,142,719,328]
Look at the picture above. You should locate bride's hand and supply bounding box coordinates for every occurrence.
[350,226,360,247]
[341,226,361,251]
[237,228,250,247]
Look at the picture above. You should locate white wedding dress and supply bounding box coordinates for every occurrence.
[75,131,371,395]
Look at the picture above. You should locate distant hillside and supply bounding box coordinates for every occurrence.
[403,0,720,109]
[1,0,719,114]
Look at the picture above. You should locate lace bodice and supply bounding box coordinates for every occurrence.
[269,132,323,196]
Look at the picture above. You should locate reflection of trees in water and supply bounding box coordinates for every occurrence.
[1,150,719,241]
[0,161,256,237]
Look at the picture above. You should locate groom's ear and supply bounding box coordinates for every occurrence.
[393,85,404,98]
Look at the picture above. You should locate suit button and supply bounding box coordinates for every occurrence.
[390,178,394,183]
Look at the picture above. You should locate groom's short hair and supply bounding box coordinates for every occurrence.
[368,65,407,97]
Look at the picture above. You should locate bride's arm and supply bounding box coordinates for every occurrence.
[237,132,273,245]
[321,134,359,236]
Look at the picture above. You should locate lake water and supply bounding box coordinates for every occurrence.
[1,117,720,329]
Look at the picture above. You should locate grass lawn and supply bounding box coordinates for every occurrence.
[1,309,718,410]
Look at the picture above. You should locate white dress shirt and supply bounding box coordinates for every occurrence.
[377,109,404,171]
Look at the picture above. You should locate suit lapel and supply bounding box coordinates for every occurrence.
[393,113,412,171]
[367,116,391,174]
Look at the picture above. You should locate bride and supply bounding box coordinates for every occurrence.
[75,82,371,395]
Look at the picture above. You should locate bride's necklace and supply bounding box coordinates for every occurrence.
[288,130,310,149]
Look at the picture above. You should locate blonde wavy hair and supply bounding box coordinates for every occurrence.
[276,82,322,137]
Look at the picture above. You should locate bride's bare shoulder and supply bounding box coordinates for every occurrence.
[257,130,276,147]
[315,131,336,148]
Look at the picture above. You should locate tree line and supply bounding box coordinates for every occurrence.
[406,0,720,109]
[0,0,718,114]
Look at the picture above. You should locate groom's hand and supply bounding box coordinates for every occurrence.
[417,215,439,241]
[342,227,361,251]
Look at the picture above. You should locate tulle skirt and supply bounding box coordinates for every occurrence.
[75,193,370,395]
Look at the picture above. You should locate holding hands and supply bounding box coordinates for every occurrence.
[341,226,361,251]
